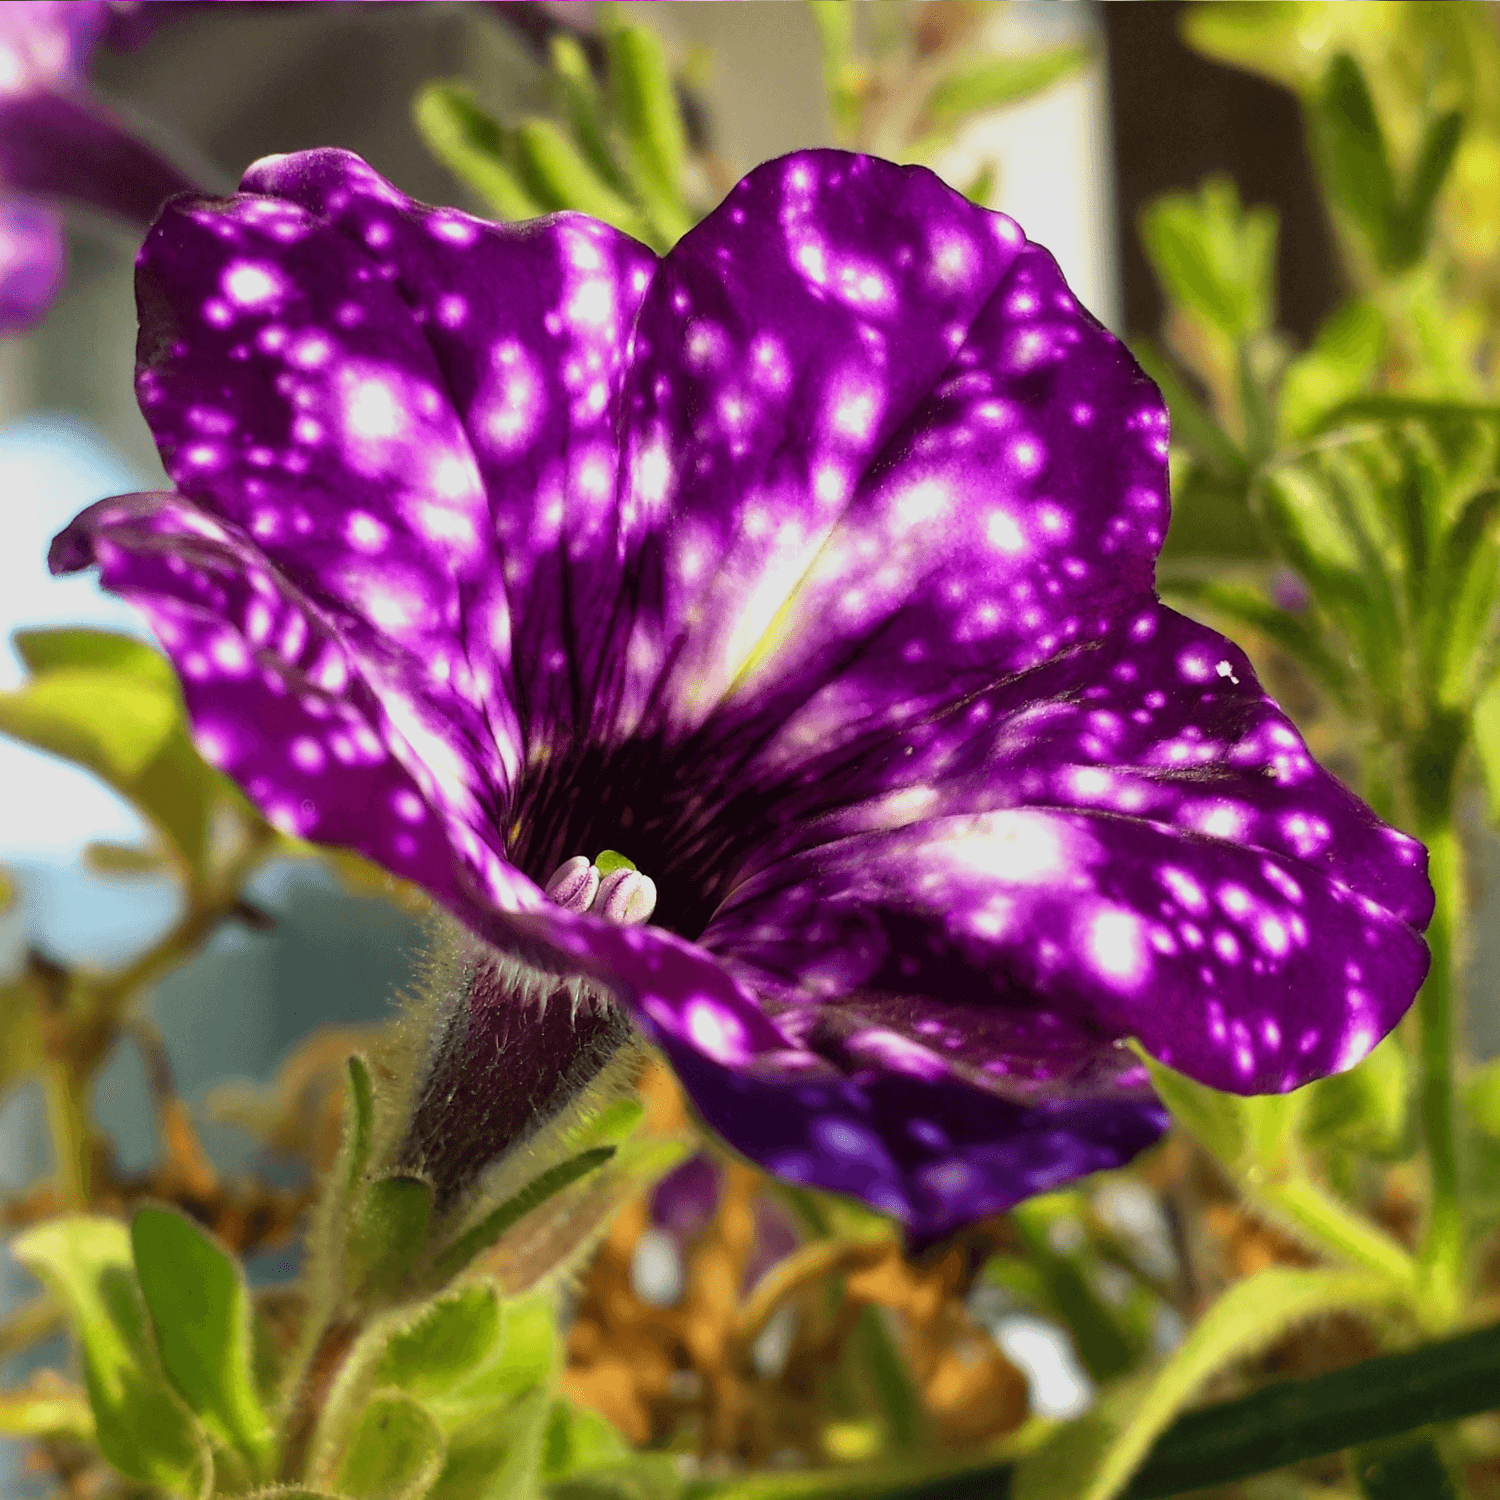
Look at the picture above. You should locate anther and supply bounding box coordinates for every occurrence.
[544,855,600,913]
[591,867,657,926]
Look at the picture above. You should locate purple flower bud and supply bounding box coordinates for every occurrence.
[1270,568,1310,614]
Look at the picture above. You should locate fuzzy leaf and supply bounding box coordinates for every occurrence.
[413,82,543,221]
[334,1390,446,1500]
[1013,1267,1402,1500]
[343,1054,376,1194]
[543,1400,630,1479]
[374,1283,505,1403]
[131,1206,275,1471]
[431,1146,616,1281]
[429,1387,553,1500]
[12,1216,211,1498]
[350,1176,435,1303]
[922,45,1089,131]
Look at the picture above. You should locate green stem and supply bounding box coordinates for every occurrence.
[41,1055,90,1204]
[1416,814,1463,1326]
[1259,1177,1417,1293]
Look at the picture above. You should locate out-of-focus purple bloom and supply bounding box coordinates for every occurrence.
[651,1154,722,1242]
[0,1,200,331]
[53,148,1432,1241]
[1269,568,1310,615]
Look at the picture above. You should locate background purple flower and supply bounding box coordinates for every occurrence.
[0,0,201,331]
[52,148,1432,1241]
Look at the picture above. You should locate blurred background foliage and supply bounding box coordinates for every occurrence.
[6,4,1500,1500]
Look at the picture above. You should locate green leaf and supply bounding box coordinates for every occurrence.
[605,22,693,245]
[549,1458,685,1500]
[131,1206,275,1471]
[1303,1035,1409,1154]
[0,629,218,870]
[429,1387,553,1500]
[375,1284,505,1403]
[509,118,652,240]
[13,627,174,687]
[414,82,543,221]
[343,1054,377,1194]
[922,45,1089,132]
[1012,1267,1402,1500]
[431,1146,616,1282]
[548,34,632,197]
[334,1390,446,1500]
[1138,175,1278,343]
[12,1216,211,1498]
[1179,1,1315,91]
[1012,1199,1137,1384]
[850,1304,927,1450]
[1351,1438,1456,1500]
[350,1175,435,1304]
[542,1399,629,1479]
[1312,54,1400,267]
[1279,301,1386,442]
[1390,110,1465,271]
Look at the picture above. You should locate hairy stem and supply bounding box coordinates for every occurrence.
[1416,813,1464,1326]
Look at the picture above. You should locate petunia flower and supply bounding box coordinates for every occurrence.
[52,148,1432,1242]
[0,1,202,331]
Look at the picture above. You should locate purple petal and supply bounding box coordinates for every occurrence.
[470,902,1167,1243]
[706,804,1429,1096]
[617,151,1163,733]
[233,147,659,746]
[0,196,63,330]
[49,491,534,917]
[0,91,197,225]
[650,1154,720,1240]
[0,5,109,94]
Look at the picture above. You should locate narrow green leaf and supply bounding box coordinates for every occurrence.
[806,0,863,141]
[509,118,651,240]
[1390,109,1465,271]
[12,1216,211,1498]
[1352,1438,1456,1500]
[350,1176,435,1303]
[1313,54,1400,266]
[375,1283,504,1401]
[1279,301,1386,442]
[413,82,543,221]
[922,45,1089,131]
[548,34,632,196]
[1012,1200,1136,1384]
[344,1054,376,1194]
[959,160,995,208]
[1118,1320,1500,1498]
[334,1390,445,1500]
[1013,1267,1401,1500]
[1138,175,1277,343]
[605,22,693,245]
[432,1146,616,1281]
[851,1304,926,1451]
[131,1206,275,1471]
[428,1387,552,1500]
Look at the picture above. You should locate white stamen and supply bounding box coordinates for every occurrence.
[545,855,600,913]
[592,868,658,926]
